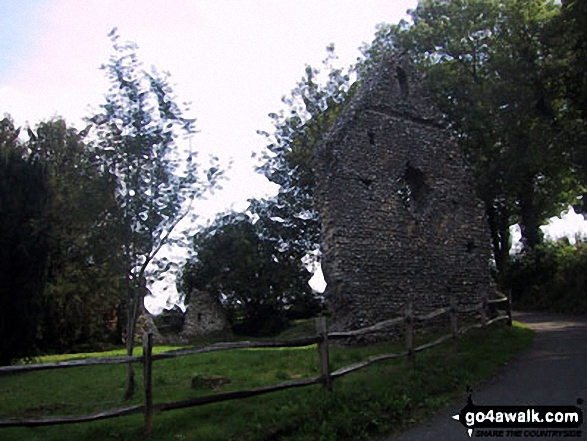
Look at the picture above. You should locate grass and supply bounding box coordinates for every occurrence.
[0,321,534,441]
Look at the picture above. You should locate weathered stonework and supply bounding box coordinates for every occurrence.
[314,53,497,331]
[180,289,230,338]
[133,303,163,342]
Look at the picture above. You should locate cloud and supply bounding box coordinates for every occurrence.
[2,0,417,311]
[542,207,587,244]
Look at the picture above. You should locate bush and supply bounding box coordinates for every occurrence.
[504,240,587,314]
[181,211,319,337]
[153,306,185,335]
[229,304,290,337]
[0,133,49,365]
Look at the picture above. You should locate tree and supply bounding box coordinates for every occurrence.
[504,239,587,313]
[252,1,584,284]
[27,119,125,353]
[181,210,320,336]
[89,30,222,397]
[361,0,577,272]
[548,0,587,214]
[189,47,355,330]
[0,116,49,365]
[179,48,353,337]
[255,46,354,263]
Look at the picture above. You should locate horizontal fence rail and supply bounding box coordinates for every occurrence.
[155,376,323,413]
[487,297,509,304]
[0,355,142,375]
[416,306,451,321]
[0,405,144,428]
[486,315,510,327]
[0,293,512,434]
[331,351,409,379]
[328,316,404,339]
[151,336,320,361]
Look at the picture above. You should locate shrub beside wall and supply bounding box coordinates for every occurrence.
[505,240,587,314]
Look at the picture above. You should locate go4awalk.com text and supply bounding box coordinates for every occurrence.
[451,395,583,438]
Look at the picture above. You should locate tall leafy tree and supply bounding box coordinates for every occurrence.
[197,47,354,324]
[180,48,354,332]
[28,119,124,352]
[253,1,583,287]
[361,0,576,272]
[89,30,222,397]
[181,210,320,336]
[256,46,353,260]
[0,116,48,365]
[549,0,587,213]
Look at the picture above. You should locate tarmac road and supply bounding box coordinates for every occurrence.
[385,311,587,441]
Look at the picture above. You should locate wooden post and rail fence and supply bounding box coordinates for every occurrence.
[0,294,512,435]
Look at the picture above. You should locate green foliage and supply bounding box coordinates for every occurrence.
[361,0,579,272]
[0,323,533,440]
[252,3,587,289]
[0,115,127,359]
[182,211,321,336]
[27,119,125,353]
[548,0,587,214]
[505,240,587,313]
[0,116,49,365]
[88,29,222,366]
[181,47,352,338]
[255,46,354,261]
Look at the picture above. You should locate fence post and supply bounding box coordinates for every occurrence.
[450,295,458,353]
[481,298,488,333]
[143,332,153,436]
[506,290,513,327]
[316,316,332,391]
[404,301,415,368]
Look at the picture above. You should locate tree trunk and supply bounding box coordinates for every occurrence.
[124,288,142,400]
[486,203,511,287]
[493,226,511,287]
[518,184,544,250]
[124,295,136,400]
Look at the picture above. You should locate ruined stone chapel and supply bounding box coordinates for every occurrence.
[314,53,497,331]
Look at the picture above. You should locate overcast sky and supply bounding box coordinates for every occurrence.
[0,0,418,218]
[2,0,585,312]
[0,0,419,311]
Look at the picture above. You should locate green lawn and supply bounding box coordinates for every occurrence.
[0,321,533,441]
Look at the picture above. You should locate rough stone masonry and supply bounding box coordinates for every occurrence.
[314,53,498,331]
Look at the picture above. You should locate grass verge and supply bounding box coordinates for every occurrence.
[0,321,533,441]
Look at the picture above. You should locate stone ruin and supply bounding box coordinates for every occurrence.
[180,289,230,338]
[133,303,163,342]
[314,53,498,331]
[147,290,230,343]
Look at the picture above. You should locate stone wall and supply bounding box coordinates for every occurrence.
[180,289,230,338]
[314,53,497,331]
[133,303,163,342]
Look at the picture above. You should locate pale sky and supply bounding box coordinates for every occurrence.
[0,0,417,217]
[0,0,418,311]
[2,1,585,313]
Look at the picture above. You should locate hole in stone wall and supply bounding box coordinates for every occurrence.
[397,180,412,210]
[396,66,409,98]
[466,240,476,253]
[397,163,430,212]
[360,177,374,190]
[368,131,376,146]
[404,164,428,203]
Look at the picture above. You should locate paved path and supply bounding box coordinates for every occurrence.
[385,312,587,440]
